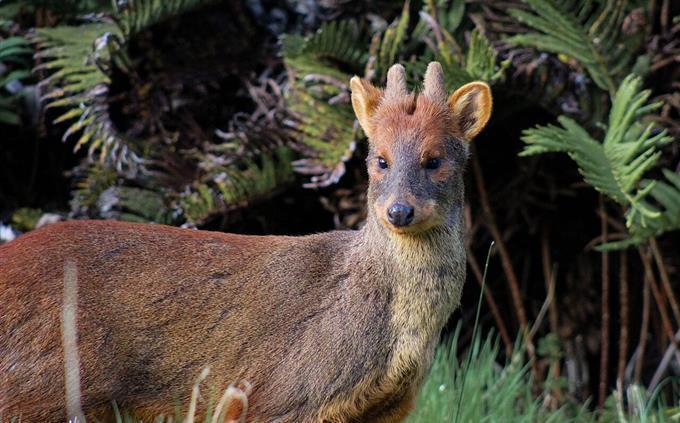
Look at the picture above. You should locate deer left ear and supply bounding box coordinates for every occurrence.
[350,76,382,139]
[447,81,492,141]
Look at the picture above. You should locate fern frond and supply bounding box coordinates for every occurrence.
[626,170,680,242]
[420,0,466,63]
[282,19,367,80]
[418,0,505,88]
[71,160,174,223]
[180,147,295,225]
[0,35,31,125]
[0,36,31,61]
[286,80,357,188]
[115,0,214,37]
[438,29,506,90]
[372,1,410,82]
[520,74,673,246]
[283,18,365,188]
[101,186,174,223]
[71,161,118,212]
[507,0,643,95]
[33,23,144,173]
[427,0,465,35]
[522,115,627,202]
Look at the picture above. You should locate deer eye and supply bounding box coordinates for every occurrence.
[424,157,441,170]
[377,157,389,169]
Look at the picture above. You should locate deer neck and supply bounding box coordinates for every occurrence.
[359,207,466,360]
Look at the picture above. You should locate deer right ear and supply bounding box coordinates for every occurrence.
[447,81,492,141]
[350,76,382,139]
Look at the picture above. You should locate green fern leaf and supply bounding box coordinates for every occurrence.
[374,1,410,81]
[626,170,680,241]
[507,0,642,95]
[520,74,673,246]
[116,0,213,36]
[283,18,367,187]
[0,35,31,125]
[32,23,143,172]
[438,29,506,90]
[283,19,367,79]
[181,147,295,225]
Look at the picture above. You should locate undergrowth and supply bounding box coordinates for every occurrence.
[407,326,679,422]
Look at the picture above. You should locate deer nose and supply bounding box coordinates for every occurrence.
[387,203,415,227]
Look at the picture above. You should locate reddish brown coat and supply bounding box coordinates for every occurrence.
[0,62,491,422]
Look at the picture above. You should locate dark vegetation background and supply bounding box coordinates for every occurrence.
[0,0,678,415]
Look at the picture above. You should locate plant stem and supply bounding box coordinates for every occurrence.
[598,195,610,408]
[649,238,680,327]
[454,242,494,423]
[470,149,536,371]
[634,273,650,384]
[541,228,562,404]
[617,251,628,386]
[639,246,680,366]
[467,248,513,356]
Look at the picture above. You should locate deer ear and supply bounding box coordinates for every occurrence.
[350,76,382,139]
[447,82,492,141]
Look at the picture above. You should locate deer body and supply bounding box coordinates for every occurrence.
[0,63,491,422]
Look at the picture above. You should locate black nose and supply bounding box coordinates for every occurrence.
[387,203,415,227]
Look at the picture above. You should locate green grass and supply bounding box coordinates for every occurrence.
[406,326,679,423]
[407,327,584,423]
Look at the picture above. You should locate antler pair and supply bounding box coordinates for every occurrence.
[384,62,446,103]
[350,61,491,140]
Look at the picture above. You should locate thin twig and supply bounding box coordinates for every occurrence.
[470,150,536,370]
[634,272,651,384]
[617,251,629,387]
[454,242,494,423]
[649,238,680,327]
[638,246,680,366]
[541,228,560,340]
[598,195,610,408]
[528,263,556,342]
[541,228,562,404]
[467,249,514,355]
[649,330,680,394]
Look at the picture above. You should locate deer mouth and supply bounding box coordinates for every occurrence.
[375,199,441,235]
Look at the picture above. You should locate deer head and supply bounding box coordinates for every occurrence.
[350,62,492,235]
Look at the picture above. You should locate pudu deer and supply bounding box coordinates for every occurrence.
[0,62,492,422]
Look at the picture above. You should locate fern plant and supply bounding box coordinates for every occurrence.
[282,19,370,187]
[33,22,135,168]
[626,169,680,244]
[503,0,680,244]
[507,0,645,95]
[115,0,213,37]
[520,74,676,247]
[283,19,367,79]
[32,0,294,225]
[370,0,410,82]
[0,35,31,124]
[419,0,506,89]
[438,29,507,91]
[34,0,213,169]
[180,147,295,225]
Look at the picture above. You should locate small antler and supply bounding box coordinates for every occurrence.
[423,62,446,103]
[385,64,408,100]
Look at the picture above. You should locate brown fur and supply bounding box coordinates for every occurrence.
[0,62,491,422]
